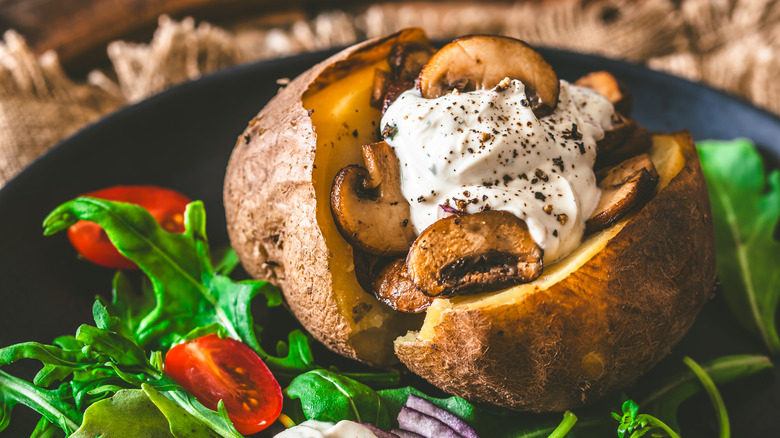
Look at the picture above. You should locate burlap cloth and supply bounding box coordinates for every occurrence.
[1,0,779,187]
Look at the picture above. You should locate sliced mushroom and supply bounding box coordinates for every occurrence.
[331,141,416,255]
[575,70,633,116]
[595,124,651,170]
[353,252,433,313]
[417,35,560,116]
[374,258,434,313]
[383,80,415,113]
[407,210,543,297]
[388,41,436,82]
[371,42,435,110]
[371,69,391,109]
[585,153,660,234]
[597,113,635,156]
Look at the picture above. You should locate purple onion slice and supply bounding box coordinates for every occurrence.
[437,204,461,219]
[397,406,465,438]
[358,422,401,438]
[391,429,426,438]
[405,395,479,438]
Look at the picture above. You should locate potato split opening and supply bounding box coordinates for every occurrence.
[301,29,429,365]
[225,29,714,411]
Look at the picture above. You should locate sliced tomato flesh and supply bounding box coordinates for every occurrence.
[164,334,283,435]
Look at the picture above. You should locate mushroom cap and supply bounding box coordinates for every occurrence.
[406,210,543,297]
[417,35,560,116]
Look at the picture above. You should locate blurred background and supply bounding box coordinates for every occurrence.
[1,0,779,186]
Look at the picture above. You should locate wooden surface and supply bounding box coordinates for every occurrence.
[0,0,360,72]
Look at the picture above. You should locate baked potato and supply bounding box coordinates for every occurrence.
[223,28,716,412]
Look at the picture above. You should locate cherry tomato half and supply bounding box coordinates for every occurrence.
[164,334,283,435]
[66,185,191,269]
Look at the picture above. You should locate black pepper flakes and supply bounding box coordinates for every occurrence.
[535,168,549,182]
[553,156,565,171]
[535,192,546,201]
[562,123,583,140]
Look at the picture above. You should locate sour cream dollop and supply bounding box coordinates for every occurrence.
[273,420,379,438]
[380,79,614,263]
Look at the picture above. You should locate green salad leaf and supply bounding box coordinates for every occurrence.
[0,371,81,435]
[697,139,780,355]
[635,354,771,432]
[285,369,392,430]
[42,199,283,353]
[70,389,177,438]
[613,400,679,438]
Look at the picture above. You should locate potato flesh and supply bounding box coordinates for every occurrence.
[417,134,687,341]
[303,61,423,364]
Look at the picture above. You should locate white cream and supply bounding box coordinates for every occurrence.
[273,420,379,438]
[380,79,614,263]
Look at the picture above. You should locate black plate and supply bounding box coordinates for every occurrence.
[1,47,778,436]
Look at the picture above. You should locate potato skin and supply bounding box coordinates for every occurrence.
[225,29,716,412]
[223,37,382,358]
[394,132,716,411]
[225,29,430,364]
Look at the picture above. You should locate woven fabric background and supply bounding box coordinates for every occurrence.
[1,0,779,187]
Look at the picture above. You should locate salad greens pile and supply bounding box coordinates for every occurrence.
[0,138,778,437]
[697,139,780,355]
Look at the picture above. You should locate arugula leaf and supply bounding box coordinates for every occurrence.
[682,357,729,438]
[30,417,65,438]
[43,198,207,348]
[0,371,81,435]
[697,139,780,354]
[108,271,157,338]
[613,400,679,438]
[42,199,283,357]
[636,354,771,432]
[0,342,91,386]
[142,384,224,437]
[285,369,392,430]
[149,380,243,438]
[70,389,176,438]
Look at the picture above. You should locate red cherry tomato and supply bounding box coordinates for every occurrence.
[164,334,283,435]
[66,185,191,269]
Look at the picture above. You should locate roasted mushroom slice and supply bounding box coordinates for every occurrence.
[407,210,543,297]
[595,124,651,169]
[353,252,433,313]
[388,41,436,82]
[371,41,435,110]
[417,35,560,116]
[331,141,416,255]
[597,113,635,156]
[575,70,633,116]
[586,153,660,234]
[373,258,434,313]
